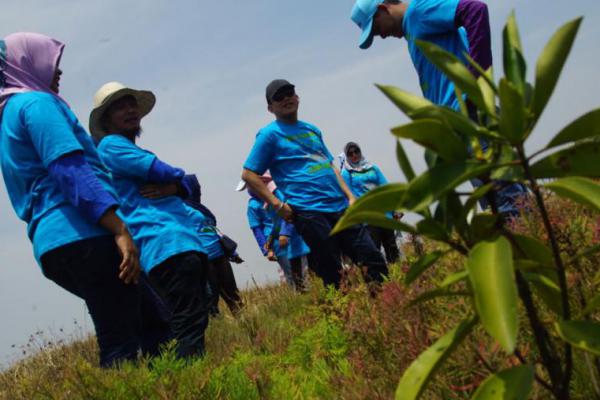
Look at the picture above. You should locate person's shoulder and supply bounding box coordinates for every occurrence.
[298,120,321,133]
[9,91,56,110]
[98,134,132,152]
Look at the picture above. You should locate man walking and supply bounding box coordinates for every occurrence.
[241,79,388,288]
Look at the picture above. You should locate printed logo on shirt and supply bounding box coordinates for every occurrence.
[307,162,333,174]
[283,131,319,144]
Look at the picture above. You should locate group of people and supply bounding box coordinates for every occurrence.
[0,0,522,367]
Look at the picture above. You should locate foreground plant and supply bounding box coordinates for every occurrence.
[333,12,600,400]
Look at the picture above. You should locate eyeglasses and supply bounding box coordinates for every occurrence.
[347,149,361,156]
[272,87,296,102]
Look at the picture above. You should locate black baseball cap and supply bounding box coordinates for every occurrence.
[266,79,295,103]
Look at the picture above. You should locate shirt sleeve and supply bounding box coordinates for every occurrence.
[97,136,156,180]
[243,130,275,174]
[48,151,119,223]
[412,0,461,36]
[246,203,263,229]
[374,166,388,186]
[251,227,268,255]
[147,158,186,183]
[22,96,83,168]
[279,220,295,237]
[455,0,492,73]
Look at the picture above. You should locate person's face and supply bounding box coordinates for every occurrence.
[372,6,404,39]
[347,147,362,164]
[50,67,62,93]
[268,86,299,119]
[105,95,141,134]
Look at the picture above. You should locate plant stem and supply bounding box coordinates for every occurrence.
[514,349,554,393]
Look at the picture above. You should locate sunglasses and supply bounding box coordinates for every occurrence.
[347,149,361,156]
[272,87,296,102]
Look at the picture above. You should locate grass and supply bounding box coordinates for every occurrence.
[1,195,599,399]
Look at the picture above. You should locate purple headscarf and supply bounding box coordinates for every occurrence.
[0,32,66,115]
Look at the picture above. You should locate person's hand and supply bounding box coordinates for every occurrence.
[279,235,289,248]
[266,250,277,262]
[114,230,141,284]
[140,183,179,199]
[277,202,294,223]
[348,196,357,207]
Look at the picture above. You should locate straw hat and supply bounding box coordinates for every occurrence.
[88,81,156,136]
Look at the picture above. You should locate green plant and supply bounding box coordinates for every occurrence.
[333,12,600,400]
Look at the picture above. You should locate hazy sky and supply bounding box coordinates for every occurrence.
[1,0,599,367]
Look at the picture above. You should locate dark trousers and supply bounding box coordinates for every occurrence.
[293,210,388,288]
[207,255,243,315]
[41,236,142,368]
[289,256,305,291]
[138,274,173,356]
[149,251,209,359]
[367,225,400,264]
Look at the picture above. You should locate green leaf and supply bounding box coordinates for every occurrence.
[417,218,450,242]
[469,214,500,242]
[392,120,469,161]
[440,270,468,288]
[568,243,600,265]
[514,260,558,284]
[511,234,554,268]
[376,84,432,116]
[434,191,468,237]
[530,142,600,179]
[546,108,600,149]
[503,12,527,93]
[331,210,416,236]
[395,317,477,400]
[462,184,493,219]
[471,365,534,400]
[556,320,600,356]
[545,177,600,213]
[490,145,524,182]
[415,40,486,112]
[477,72,497,118]
[405,251,446,285]
[402,161,495,212]
[499,79,526,144]
[396,140,416,182]
[581,293,600,316]
[531,17,583,122]
[522,271,563,315]
[467,236,519,352]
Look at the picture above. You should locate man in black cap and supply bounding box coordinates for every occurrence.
[241,79,388,288]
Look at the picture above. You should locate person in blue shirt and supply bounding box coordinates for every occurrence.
[0,33,144,367]
[89,81,211,359]
[351,0,526,217]
[341,142,401,264]
[241,79,388,288]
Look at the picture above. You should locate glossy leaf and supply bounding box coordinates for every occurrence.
[530,142,600,179]
[469,214,500,242]
[477,73,497,118]
[511,234,554,268]
[332,210,416,236]
[545,177,600,213]
[415,40,486,112]
[531,17,583,122]
[581,293,600,316]
[490,145,524,182]
[522,271,563,315]
[514,260,558,284]
[462,184,493,219]
[395,317,477,400]
[396,140,416,182]
[499,79,526,144]
[546,108,600,149]
[440,270,468,288]
[467,236,519,353]
[503,12,527,92]
[405,251,446,285]
[377,84,432,116]
[391,120,468,161]
[417,218,450,242]
[402,161,495,212]
[556,320,600,356]
[471,365,534,400]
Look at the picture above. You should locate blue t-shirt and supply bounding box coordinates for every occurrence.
[243,120,347,213]
[247,196,287,258]
[97,134,210,273]
[341,165,388,199]
[272,190,310,260]
[0,92,116,264]
[403,0,469,109]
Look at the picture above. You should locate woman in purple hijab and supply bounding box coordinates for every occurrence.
[0,32,153,367]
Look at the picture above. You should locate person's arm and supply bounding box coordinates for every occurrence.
[455,0,492,74]
[251,227,269,256]
[374,166,389,186]
[242,169,293,221]
[333,165,356,206]
[98,209,141,284]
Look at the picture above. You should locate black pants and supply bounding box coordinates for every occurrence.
[367,225,400,264]
[289,257,305,291]
[41,236,142,367]
[207,255,243,315]
[149,251,209,359]
[294,210,388,288]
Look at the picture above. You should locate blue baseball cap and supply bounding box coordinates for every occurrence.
[351,0,385,49]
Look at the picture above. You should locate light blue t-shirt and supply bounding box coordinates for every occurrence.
[403,0,469,109]
[97,134,210,273]
[271,190,310,260]
[0,92,115,264]
[243,120,347,213]
[341,165,387,199]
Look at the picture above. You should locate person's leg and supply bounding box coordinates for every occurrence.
[41,236,142,367]
[277,256,295,287]
[294,211,344,288]
[378,227,401,264]
[289,257,304,291]
[367,225,383,252]
[149,251,209,359]
[332,215,388,284]
[212,256,243,315]
[206,259,221,316]
[138,275,173,357]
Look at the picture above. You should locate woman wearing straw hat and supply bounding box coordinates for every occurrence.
[0,33,142,367]
[89,81,213,359]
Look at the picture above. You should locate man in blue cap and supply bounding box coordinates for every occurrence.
[351,0,526,216]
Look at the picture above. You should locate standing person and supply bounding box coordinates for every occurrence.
[341,142,401,264]
[351,0,525,216]
[89,82,210,359]
[241,79,388,288]
[0,33,142,367]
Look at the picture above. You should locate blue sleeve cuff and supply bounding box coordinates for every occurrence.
[48,152,119,223]
[147,158,185,183]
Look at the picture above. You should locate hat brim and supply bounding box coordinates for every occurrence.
[235,180,247,192]
[359,18,375,49]
[89,88,156,136]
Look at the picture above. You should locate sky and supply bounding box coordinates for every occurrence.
[0,0,599,367]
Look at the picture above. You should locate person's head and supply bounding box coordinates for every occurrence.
[351,0,406,49]
[345,142,363,164]
[265,79,299,122]
[89,82,155,142]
